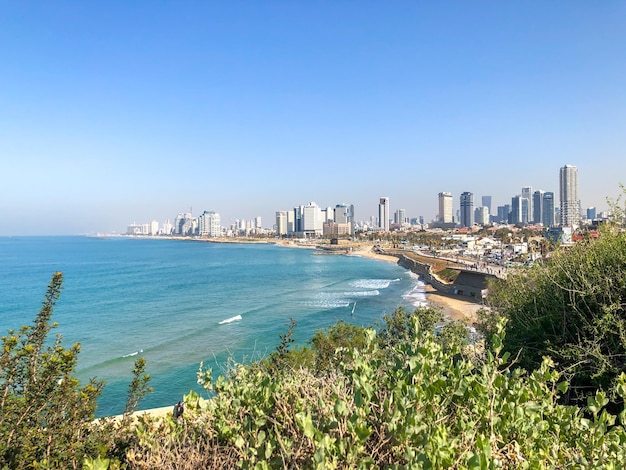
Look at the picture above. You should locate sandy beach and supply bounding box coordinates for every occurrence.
[244,238,482,323]
[349,243,482,324]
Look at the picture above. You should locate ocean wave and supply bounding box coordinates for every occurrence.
[350,279,399,289]
[304,300,352,309]
[122,349,143,358]
[343,290,380,297]
[403,291,428,308]
[219,314,242,325]
[403,280,428,307]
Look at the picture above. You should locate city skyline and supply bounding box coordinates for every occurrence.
[2,2,625,235]
[126,164,589,236]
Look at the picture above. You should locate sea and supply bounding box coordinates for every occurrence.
[0,236,427,417]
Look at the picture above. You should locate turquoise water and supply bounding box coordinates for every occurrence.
[0,236,425,416]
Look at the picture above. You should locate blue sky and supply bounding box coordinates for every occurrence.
[2,1,625,235]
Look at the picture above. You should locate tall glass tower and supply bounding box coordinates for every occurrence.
[560,165,579,227]
[460,192,474,228]
[481,195,492,215]
[532,190,544,224]
[542,192,555,227]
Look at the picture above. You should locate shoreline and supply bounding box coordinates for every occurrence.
[114,239,482,420]
[349,244,482,324]
[121,235,483,323]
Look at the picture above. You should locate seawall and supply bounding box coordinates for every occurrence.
[395,253,455,294]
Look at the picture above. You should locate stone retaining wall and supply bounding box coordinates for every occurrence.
[396,254,455,294]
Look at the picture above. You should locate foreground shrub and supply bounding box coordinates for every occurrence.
[125,314,626,468]
[480,226,626,405]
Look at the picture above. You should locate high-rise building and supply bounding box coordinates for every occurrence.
[293,206,304,233]
[510,196,522,225]
[521,198,530,224]
[532,190,544,224]
[481,196,492,215]
[496,205,510,224]
[162,219,173,235]
[438,192,453,223]
[587,207,597,221]
[394,209,406,225]
[286,210,295,234]
[521,186,533,223]
[460,192,474,228]
[334,203,355,235]
[302,202,323,236]
[560,165,579,227]
[475,206,489,225]
[275,211,288,236]
[378,197,390,231]
[198,210,221,237]
[543,192,555,227]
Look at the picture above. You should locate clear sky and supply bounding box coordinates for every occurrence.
[2,1,625,235]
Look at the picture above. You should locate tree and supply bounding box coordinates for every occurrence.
[0,272,104,469]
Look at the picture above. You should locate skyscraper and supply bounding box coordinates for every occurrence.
[438,192,453,224]
[394,209,406,225]
[475,206,489,225]
[543,192,555,227]
[198,210,221,237]
[378,197,390,231]
[587,207,597,221]
[460,192,474,228]
[533,190,544,224]
[481,195,492,215]
[275,211,288,236]
[521,198,530,224]
[510,195,522,225]
[521,186,533,223]
[302,201,323,237]
[560,165,579,227]
[334,203,355,235]
[497,205,510,224]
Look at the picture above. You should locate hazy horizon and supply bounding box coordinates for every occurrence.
[2,2,625,236]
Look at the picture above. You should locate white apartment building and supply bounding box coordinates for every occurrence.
[560,164,579,228]
[302,202,323,236]
[474,206,489,226]
[438,192,453,224]
[275,211,288,236]
[378,197,390,231]
[198,210,221,237]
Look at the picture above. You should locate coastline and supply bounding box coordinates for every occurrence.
[120,235,482,323]
[114,238,481,420]
[349,243,482,324]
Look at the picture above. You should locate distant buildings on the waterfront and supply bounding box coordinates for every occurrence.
[126,164,610,238]
[428,164,607,232]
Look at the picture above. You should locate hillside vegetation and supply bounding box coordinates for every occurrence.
[479,224,626,408]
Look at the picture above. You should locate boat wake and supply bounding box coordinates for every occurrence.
[219,314,242,325]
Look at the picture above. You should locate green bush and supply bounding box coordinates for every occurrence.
[126,310,626,468]
[480,226,626,405]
